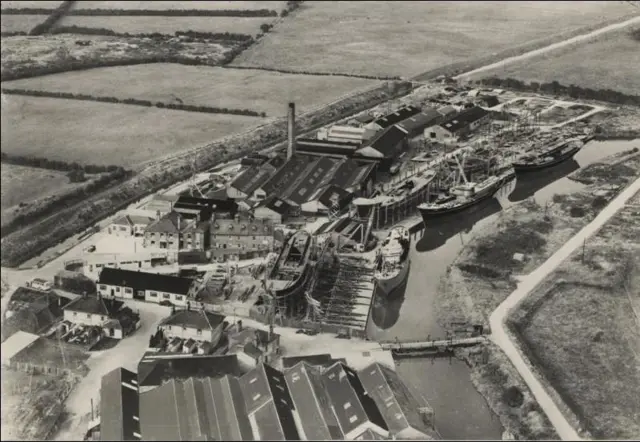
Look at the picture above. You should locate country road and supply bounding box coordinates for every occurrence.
[455,15,640,80]
[489,177,640,441]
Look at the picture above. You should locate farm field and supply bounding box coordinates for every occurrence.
[56,15,274,36]
[1,95,263,167]
[1,1,62,8]
[510,200,640,439]
[0,14,45,33]
[232,1,637,77]
[69,1,285,11]
[4,64,380,115]
[467,27,640,95]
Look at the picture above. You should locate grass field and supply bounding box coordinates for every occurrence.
[56,15,274,35]
[1,1,62,8]
[0,14,46,33]
[4,64,380,114]
[232,1,636,77]
[1,94,263,167]
[468,27,640,95]
[68,1,285,10]
[510,201,640,439]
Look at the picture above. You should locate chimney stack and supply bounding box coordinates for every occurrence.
[287,102,296,161]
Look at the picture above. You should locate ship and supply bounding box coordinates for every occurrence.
[418,172,511,220]
[513,138,583,173]
[374,226,411,297]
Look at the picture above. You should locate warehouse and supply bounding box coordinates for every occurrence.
[394,108,443,138]
[365,105,422,132]
[424,106,490,144]
[356,125,409,171]
[316,125,378,144]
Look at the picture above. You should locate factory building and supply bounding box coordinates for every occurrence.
[365,105,422,132]
[317,125,378,144]
[394,108,443,138]
[424,106,490,145]
[356,125,409,172]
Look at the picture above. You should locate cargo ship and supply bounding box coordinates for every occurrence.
[513,138,583,173]
[418,171,511,220]
[374,226,411,297]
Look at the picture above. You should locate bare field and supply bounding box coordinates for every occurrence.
[56,15,273,36]
[4,64,380,114]
[69,1,285,10]
[0,14,45,33]
[1,95,262,167]
[1,1,62,8]
[232,1,636,77]
[510,201,640,439]
[468,27,640,95]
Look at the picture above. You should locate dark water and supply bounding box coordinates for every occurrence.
[366,140,637,440]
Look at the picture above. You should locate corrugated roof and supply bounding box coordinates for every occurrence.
[344,163,376,190]
[229,165,275,196]
[100,367,140,441]
[361,126,408,158]
[99,267,193,296]
[395,108,442,133]
[439,106,489,133]
[137,354,243,388]
[282,157,339,205]
[372,105,421,129]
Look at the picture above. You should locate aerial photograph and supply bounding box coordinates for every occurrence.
[1,0,639,440]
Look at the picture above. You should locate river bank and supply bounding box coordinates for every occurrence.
[436,148,640,440]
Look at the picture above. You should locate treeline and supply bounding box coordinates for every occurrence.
[49,25,253,42]
[0,80,414,268]
[476,77,640,106]
[281,0,303,17]
[0,152,124,174]
[1,88,266,117]
[29,0,76,36]
[0,31,27,37]
[2,8,278,17]
[224,65,401,81]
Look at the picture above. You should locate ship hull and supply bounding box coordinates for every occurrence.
[418,179,505,220]
[513,145,581,174]
[375,258,410,299]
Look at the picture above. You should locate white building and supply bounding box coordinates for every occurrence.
[62,294,132,339]
[317,125,377,144]
[157,309,225,348]
[107,214,155,237]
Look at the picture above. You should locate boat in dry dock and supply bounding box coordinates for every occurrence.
[374,226,411,297]
[513,138,584,173]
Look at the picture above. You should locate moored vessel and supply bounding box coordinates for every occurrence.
[374,226,411,297]
[513,138,583,173]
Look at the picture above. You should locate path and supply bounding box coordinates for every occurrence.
[454,15,640,80]
[489,177,640,441]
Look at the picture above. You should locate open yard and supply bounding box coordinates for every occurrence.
[232,1,636,77]
[509,199,640,439]
[0,14,45,33]
[4,64,380,115]
[1,94,263,167]
[468,26,640,95]
[70,1,286,11]
[56,15,274,36]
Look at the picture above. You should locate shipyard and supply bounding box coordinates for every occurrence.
[2,3,640,442]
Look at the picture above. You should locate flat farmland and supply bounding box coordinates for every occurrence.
[467,27,640,95]
[1,95,262,167]
[1,164,80,211]
[70,1,285,11]
[1,1,62,8]
[0,14,45,33]
[232,1,636,77]
[56,15,273,36]
[4,64,380,114]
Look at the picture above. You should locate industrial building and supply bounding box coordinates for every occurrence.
[316,125,378,144]
[356,125,409,171]
[394,108,443,138]
[424,106,490,144]
[365,105,422,131]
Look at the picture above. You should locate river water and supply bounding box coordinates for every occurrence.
[365,140,638,440]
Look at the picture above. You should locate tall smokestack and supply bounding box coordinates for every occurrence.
[287,102,296,160]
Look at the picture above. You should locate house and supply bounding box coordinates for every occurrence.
[2,287,70,341]
[321,362,389,440]
[107,214,154,237]
[139,375,253,441]
[136,353,243,392]
[301,185,354,215]
[63,294,138,339]
[365,105,422,132]
[284,361,345,440]
[97,267,193,306]
[157,308,225,348]
[228,324,281,369]
[239,363,300,440]
[99,367,141,441]
[210,216,274,262]
[143,211,209,252]
[424,106,490,144]
[356,125,409,171]
[253,196,293,225]
[358,362,438,440]
[394,108,443,138]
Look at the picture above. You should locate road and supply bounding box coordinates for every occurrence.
[489,177,640,441]
[455,15,640,81]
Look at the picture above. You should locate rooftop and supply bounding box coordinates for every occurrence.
[145,211,193,234]
[99,267,193,296]
[359,125,408,159]
[395,108,442,133]
[258,196,293,216]
[100,367,140,441]
[229,165,275,196]
[112,214,155,227]
[211,218,274,237]
[174,196,238,214]
[439,105,489,133]
[372,105,421,129]
[137,353,243,388]
[159,309,225,331]
[64,295,124,317]
[1,331,39,365]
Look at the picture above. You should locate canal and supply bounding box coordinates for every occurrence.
[365,140,637,439]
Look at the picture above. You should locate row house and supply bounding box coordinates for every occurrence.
[143,211,209,252]
[210,216,275,262]
[97,267,194,307]
[62,294,136,339]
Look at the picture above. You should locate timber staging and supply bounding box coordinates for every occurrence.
[380,336,487,356]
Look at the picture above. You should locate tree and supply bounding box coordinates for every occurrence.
[260,23,273,33]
